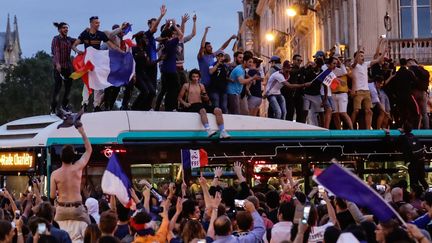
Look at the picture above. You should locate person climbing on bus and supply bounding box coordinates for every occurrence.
[49,121,92,242]
[178,68,231,139]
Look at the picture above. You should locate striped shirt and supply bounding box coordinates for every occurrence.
[51,35,75,69]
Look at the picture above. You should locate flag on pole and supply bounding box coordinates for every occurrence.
[312,69,340,89]
[313,163,403,223]
[70,47,135,92]
[122,25,136,48]
[101,153,135,209]
[181,149,208,182]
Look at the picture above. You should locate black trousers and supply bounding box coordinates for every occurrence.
[51,68,72,111]
[285,95,306,123]
[104,86,121,110]
[156,72,180,111]
[123,72,155,111]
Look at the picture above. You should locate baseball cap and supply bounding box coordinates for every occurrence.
[313,50,325,58]
[215,50,225,56]
[269,55,281,63]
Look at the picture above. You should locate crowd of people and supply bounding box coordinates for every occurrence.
[49,5,432,131]
[0,124,431,243]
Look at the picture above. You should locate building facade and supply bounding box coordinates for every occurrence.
[0,14,22,82]
[239,0,432,65]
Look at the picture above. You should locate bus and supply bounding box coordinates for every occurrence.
[1,111,432,195]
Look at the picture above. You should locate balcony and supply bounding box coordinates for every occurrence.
[387,38,432,65]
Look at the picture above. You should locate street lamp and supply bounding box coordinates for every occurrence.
[286,7,297,17]
[265,32,275,42]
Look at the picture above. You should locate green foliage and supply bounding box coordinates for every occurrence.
[0,51,83,125]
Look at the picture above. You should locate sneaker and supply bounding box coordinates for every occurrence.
[50,107,56,116]
[206,129,217,137]
[61,105,72,114]
[219,130,231,139]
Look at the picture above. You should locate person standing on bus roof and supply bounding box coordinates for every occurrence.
[50,122,92,242]
[178,69,231,139]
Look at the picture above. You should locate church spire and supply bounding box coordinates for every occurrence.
[13,15,22,56]
[5,14,13,51]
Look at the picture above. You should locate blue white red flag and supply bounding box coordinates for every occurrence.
[181,149,208,169]
[313,69,340,89]
[122,25,136,48]
[313,163,404,223]
[101,153,135,209]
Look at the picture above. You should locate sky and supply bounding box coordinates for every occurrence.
[1,0,243,70]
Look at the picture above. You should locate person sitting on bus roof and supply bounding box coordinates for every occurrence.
[49,122,92,242]
[178,68,231,139]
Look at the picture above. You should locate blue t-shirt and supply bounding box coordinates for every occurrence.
[145,30,157,62]
[228,65,245,95]
[160,38,179,73]
[198,54,215,86]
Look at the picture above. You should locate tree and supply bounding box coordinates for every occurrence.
[0,51,83,125]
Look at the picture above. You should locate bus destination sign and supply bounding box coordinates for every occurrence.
[0,152,35,171]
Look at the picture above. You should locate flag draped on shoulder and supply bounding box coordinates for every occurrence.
[313,163,403,223]
[70,47,135,92]
[312,69,340,89]
[101,153,135,209]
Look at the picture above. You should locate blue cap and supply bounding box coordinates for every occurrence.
[313,51,325,58]
[269,55,281,63]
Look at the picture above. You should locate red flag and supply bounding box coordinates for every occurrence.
[70,52,94,94]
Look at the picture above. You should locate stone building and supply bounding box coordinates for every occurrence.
[0,14,22,82]
[239,0,432,65]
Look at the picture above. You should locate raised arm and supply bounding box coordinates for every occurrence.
[323,191,338,226]
[206,191,222,239]
[169,198,184,232]
[75,126,92,169]
[217,34,237,52]
[198,26,210,59]
[150,5,167,33]
[180,14,189,34]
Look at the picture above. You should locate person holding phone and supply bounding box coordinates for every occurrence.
[305,191,338,243]
[269,200,296,243]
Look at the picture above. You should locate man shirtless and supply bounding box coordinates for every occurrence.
[178,68,230,139]
[50,124,92,242]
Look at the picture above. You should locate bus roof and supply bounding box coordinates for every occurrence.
[0,111,325,148]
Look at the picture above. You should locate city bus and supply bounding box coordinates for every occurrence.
[1,111,432,195]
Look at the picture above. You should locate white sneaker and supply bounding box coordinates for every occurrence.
[219,130,231,139]
[207,129,217,137]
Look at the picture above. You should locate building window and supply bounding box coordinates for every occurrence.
[400,0,431,38]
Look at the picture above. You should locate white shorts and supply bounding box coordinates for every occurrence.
[332,93,349,113]
[303,94,323,113]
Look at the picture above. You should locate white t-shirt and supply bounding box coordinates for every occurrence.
[351,61,371,91]
[266,71,286,95]
[308,221,334,243]
[270,221,293,243]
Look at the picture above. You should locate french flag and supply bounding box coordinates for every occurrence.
[71,47,135,92]
[181,149,208,182]
[101,153,135,209]
[122,25,136,48]
[313,163,404,223]
[313,69,340,89]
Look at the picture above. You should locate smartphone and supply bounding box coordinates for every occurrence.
[37,223,46,235]
[197,240,206,243]
[15,210,20,220]
[318,185,325,198]
[380,34,386,38]
[234,199,245,208]
[302,205,311,224]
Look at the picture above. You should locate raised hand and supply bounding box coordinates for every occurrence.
[214,167,223,178]
[233,161,245,182]
[182,14,190,23]
[284,166,293,180]
[129,188,140,203]
[176,197,184,213]
[160,5,167,17]
[205,26,211,32]
[209,191,222,209]
[193,14,197,22]
[244,199,256,213]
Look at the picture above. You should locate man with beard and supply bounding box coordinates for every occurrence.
[198,27,237,88]
[50,22,75,115]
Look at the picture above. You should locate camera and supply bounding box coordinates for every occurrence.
[234,199,245,208]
